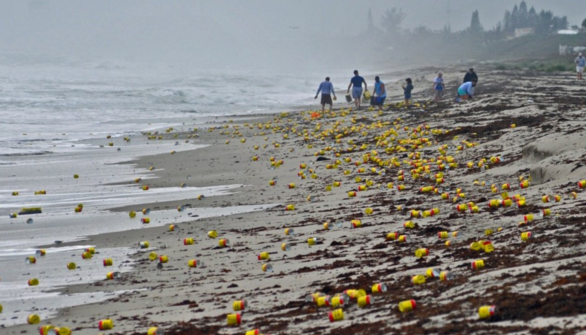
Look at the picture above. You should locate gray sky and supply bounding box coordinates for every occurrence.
[0,0,582,69]
[206,0,585,35]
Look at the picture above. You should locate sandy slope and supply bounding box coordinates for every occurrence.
[5,66,586,335]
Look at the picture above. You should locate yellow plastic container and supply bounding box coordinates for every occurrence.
[258,252,270,261]
[371,283,387,293]
[27,314,40,324]
[330,294,346,308]
[471,259,485,270]
[106,272,119,280]
[398,299,416,313]
[357,295,373,308]
[403,221,415,229]
[226,313,241,326]
[415,248,429,258]
[98,319,113,330]
[187,259,201,268]
[233,300,245,311]
[316,295,330,307]
[55,327,72,335]
[478,305,496,319]
[439,271,452,281]
[411,275,426,285]
[328,308,344,322]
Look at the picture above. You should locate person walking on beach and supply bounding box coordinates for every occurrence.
[463,68,478,83]
[371,76,387,111]
[402,78,414,108]
[575,53,585,80]
[347,70,367,110]
[432,71,444,102]
[315,77,336,113]
[456,80,477,101]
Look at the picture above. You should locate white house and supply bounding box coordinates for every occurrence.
[514,28,534,38]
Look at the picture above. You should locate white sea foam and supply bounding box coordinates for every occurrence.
[0,61,332,156]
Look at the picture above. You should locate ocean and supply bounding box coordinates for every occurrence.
[0,59,337,326]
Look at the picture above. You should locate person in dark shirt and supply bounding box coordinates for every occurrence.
[402,78,414,108]
[463,68,478,83]
[346,70,367,110]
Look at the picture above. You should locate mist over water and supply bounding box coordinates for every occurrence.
[0,61,326,155]
[0,1,582,70]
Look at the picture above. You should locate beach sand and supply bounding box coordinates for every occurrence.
[4,65,586,335]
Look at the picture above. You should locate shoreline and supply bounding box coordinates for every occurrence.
[4,63,586,335]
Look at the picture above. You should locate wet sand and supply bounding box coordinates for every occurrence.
[5,65,586,335]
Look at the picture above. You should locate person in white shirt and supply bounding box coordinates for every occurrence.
[575,53,586,80]
[432,72,445,102]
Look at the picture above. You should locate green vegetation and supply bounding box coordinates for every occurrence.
[364,1,582,64]
[20,207,42,212]
[494,58,576,73]
[502,1,568,36]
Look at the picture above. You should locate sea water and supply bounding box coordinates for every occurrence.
[0,59,321,326]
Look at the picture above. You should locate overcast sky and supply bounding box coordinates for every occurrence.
[0,0,582,68]
[206,0,585,35]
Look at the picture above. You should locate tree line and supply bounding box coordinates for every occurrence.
[367,1,576,45]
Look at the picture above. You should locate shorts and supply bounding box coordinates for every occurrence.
[320,94,333,105]
[434,90,444,99]
[457,88,467,96]
[404,94,411,100]
[577,66,584,74]
[371,96,386,106]
[352,87,363,99]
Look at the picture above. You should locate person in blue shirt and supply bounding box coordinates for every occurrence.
[346,70,367,110]
[456,80,477,101]
[371,76,386,111]
[402,78,413,108]
[315,77,336,112]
